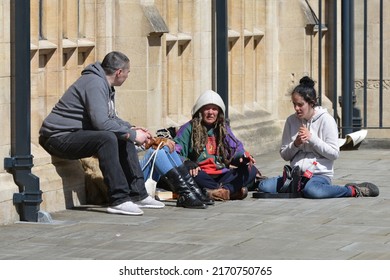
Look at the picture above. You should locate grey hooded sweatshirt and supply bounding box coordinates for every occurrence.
[279,106,340,178]
[39,62,136,142]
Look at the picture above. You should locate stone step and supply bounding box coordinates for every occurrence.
[229,108,282,155]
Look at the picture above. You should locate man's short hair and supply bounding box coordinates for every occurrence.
[101,51,130,75]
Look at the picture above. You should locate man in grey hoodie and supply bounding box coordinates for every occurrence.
[39,51,164,215]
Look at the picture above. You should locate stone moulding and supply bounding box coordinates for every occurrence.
[142,3,169,37]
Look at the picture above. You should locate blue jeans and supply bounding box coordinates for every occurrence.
[139,146,183,181]
[39,130,148,206]
[193,165,259,194]
[258,174,353,198]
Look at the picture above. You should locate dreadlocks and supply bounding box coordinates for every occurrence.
[190,110,234,166]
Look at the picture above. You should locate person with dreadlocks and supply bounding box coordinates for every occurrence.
[174,90,260,201]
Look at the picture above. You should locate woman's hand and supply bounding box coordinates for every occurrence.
[231,151,255,168]
[145,137,175,151]
[246,154,256,166]
[164,139,176,153]
[294,125,311,146]
[184,160,200,177]
[238,152,256,166]
[189,166,201,177]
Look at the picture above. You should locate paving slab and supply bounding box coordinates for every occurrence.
[0,143,389,261]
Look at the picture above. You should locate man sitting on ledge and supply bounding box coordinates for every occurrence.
[39,51,164,216]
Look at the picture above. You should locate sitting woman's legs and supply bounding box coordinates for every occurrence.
[302,175,353,198]
[258,176,283,193]
[141,146,207,208]
[230,165,259,189]
[165,147,183,167]
[140,146,176,180]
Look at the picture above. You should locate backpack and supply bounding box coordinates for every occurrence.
[252,165,303,199]
[279,165,302,193]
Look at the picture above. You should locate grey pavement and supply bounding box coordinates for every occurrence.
[0,139,390,260]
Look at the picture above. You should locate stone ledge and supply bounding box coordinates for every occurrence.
[360,138,390,150]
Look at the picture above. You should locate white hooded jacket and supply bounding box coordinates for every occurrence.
[280,106,340,178]
[191,90,226,117]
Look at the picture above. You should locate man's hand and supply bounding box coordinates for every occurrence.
[134,129,152,145]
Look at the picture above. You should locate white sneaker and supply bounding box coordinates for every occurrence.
[107,201,144,215]
[135,196,165,209]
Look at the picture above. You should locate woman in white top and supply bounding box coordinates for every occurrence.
[259,76,379,198]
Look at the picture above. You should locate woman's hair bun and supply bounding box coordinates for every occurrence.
[299,76,315,88]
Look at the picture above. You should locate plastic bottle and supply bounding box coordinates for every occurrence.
[301,161,318,185]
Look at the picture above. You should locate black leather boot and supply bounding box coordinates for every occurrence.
[177,165,215,205]
[164,168,207,209]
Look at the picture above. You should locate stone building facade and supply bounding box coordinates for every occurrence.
[0,0,388,224]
